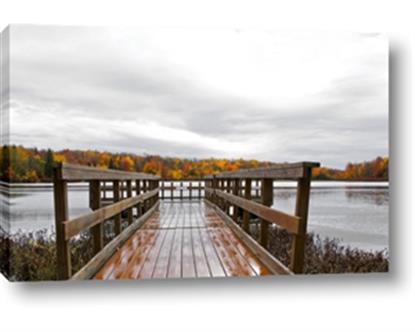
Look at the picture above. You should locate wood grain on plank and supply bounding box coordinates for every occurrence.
[94,200,272,280]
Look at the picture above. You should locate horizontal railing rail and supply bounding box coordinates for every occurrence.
[53,163,160,280]
[63,188,159,240]
[159,180,204,200]
[58,163,160,181]
[99,179,205,200]
[204,161,320,274]
[205,187,300,234]
[204,162,319,180]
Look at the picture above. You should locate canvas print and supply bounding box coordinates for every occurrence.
[0,26,388,282]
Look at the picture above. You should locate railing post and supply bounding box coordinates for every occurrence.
[228,179,232,215]
[149,180,154,207]
[290,167,312,274]
[242,178,251,233]
[135,180,141,217]
[90,180,103,254]
[223,179,228,215]
[102,181,107,200]
[212,176,218,205]
[53,165,71,279]
[189,181,192,200]
[161,180,165,200]
[232,179,240,223]
[113,180,122,234]
[259,178,273,248]
[156,180,160,203]
[180,181,183,200]
[142,180,148,211]
[205,180,209,201]
[126,180,133,225]
[206,180,211,201]
[153,180,158,205]
[120,181,124,200]
[198,181,202,199]
[170,182,174,200]
[218,179,223,210]
[147,180,152,207]
[152,180,157,206]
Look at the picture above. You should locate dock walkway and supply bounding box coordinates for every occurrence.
[95,201,270,280]
[52,162,319,280]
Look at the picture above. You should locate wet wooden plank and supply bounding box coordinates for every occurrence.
[205,199,293,275]
[94,200,273,280]
[198,228,226,278]
[216,227,258,276]
[209,228,253,277]
[152,229,176,279]
[221,227,270,276]
[167,228,183,278]
[195,204,205,228]
[137,229,169,279]
[115,229,159,279]
[191,228,211,278]
[73,202,160,280]
[181,228,196,278]
[95,230,146,280]
[217,227,256,277]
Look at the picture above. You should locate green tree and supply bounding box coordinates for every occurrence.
[1,145,11,181]
[108,157,115,169]
[44,149,55,179]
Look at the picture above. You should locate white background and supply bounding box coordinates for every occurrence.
[1,1,414,331]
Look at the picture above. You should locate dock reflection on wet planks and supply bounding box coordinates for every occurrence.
[95,201,271,280]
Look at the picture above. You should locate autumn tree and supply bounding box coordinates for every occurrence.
[0,145,389,183]
[143,160,159,175]
[119,155,134,171]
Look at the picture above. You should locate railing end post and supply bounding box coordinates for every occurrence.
[53,164,71,280]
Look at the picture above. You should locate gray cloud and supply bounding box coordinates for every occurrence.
[7,26,388,168]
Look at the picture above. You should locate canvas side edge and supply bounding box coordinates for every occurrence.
[0,26,11,281]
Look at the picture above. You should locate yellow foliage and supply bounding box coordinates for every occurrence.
[54,153,66,163]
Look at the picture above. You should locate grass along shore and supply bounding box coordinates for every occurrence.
[1,225,388,281]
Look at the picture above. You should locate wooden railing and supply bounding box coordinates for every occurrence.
[53,163,160,280]
[99,179,269,201]
[159,180,204,200]
[204,162,320,274]
[53,162,319,278]
[100,180,205,200]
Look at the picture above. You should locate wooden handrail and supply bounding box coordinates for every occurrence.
[63,188,159,240]
[71,201,160,280]
[205,187,300,234]
[58,163,160,181]
[53,163,161,279]
[204,162,320,180]
[204,199,293,275]
[203,160,319,274]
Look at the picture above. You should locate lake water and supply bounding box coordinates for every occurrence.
[0,181,388,252]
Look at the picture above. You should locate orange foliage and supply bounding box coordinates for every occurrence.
[0,145,388,182]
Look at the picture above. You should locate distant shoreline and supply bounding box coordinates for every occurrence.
[0,180,389,190]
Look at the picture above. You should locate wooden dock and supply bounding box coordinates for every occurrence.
[95,201,271,279]
[53,162,319,280]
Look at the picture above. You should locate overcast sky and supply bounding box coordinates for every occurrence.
[8,26,388,168]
